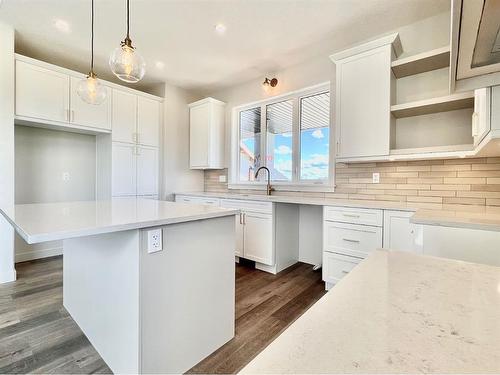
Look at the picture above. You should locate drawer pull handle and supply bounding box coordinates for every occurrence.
[342,238,360,243]
[342,214,360,218]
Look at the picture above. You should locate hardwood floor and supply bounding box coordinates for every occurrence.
[0,257,326,374]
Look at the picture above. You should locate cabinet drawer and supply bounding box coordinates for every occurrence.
[323,221,382,259]
[324,206,383,226]
[175,195,220,206]
[322,252,361,285]
[220,199,272,214]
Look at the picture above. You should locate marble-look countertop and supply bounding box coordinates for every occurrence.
[176,191,500,231]
[241,250,500,374]
[0,198,239,244]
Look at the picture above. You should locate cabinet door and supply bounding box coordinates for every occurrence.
[473,87,491,146]
[112,142,137,196]
[322,252,361,285]
[235,213,244,257]
[137,96,160,147]
[136,146,158,196]
[189,103,210,168]
[15,60,69,123]
[383,210,423,253]
[112,89,137,143]
[70,76,111,130]
[243,211,273,265]
[335,45,391,158]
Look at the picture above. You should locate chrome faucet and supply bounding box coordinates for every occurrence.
[255,166,274,196]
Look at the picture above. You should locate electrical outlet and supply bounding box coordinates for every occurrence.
[219,175,227,183]
[147,229,163,253]
[62,172,70,182]
[372,172,380,184]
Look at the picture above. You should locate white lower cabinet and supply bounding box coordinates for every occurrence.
[220,199,274,267]
[322,206,383,290]
[137,146,159,196]
[323,252,361,285]
[112,142,158,197]
[383,210,423,253]
[112,143,137,196]
[242,211,274,265]
[174,195,220,206]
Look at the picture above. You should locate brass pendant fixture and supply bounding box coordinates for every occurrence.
[109,0,146,83]
[77,0,107,105]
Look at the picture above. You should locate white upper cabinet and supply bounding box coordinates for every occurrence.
[112,142,137,197]
[189,97,225,169]
[112,89,137,143]
[472,87,491,146]
[137,97,160,147]
[330,34,400,160]
[136,146,159,196]
[16,59,69,123]
[69,76,111,131]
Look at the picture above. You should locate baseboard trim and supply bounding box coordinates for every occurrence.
[15,247,63,263]
[0,268,16,284]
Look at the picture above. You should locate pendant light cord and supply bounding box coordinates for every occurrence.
[126,0,130,40]
[90,0,94,72]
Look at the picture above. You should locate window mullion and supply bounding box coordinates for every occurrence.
[260,104,267,177]
[292,97,300,183]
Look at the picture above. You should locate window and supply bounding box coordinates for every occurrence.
[239,107,261,182]
[300,92,330,180]
[266,100,293,181]
[232,83,331,190]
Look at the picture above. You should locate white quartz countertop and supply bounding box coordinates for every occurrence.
[0,198,239,244]
[177,191,500,231]
[241,250,500,374]
[176,191,417,211]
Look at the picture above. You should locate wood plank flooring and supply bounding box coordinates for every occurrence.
[0,257,326,374]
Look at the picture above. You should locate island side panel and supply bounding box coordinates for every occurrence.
[63,230,141,374]
[140,215,236,374]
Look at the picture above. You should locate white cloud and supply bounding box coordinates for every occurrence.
[311,129,324,139]
[274,145,292,155]
[301,153,329,179]
[281,132,293,138]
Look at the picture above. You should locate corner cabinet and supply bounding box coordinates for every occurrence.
[330,34,401,161]
[189,98,225,169]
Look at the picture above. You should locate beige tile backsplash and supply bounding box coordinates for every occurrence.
[204,157,500,209]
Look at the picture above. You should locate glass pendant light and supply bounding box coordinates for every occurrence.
[77,0,107,105]
[109,0,146,83]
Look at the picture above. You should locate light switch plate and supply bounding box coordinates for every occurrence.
[219,175,227,183]
[372,172,380,183]
[147,228,163,253]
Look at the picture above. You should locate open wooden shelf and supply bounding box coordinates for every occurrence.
[391,92,474,119]
[391,46,450,78]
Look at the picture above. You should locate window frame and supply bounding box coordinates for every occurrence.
[229,82,334,192]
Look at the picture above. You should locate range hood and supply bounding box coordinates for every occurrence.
[451,0,500,91]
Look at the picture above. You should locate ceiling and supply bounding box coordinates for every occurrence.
[0,0,450,93]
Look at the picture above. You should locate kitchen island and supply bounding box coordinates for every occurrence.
[241,250,500,374]
[0,198,239,374]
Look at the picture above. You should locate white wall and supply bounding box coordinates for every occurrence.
[0,22,16,283]
[162,83,204,201]
[14,125,97,262]
[207,11,450,169]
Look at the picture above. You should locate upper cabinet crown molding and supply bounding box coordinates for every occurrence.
[329,32,402,63]
[450,0,500,92]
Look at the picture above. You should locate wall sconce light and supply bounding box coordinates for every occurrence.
[263,77,278,88]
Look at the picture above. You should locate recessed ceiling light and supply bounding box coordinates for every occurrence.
[214,23,227,35]
[53,18,71,33]
[155,61,165,69]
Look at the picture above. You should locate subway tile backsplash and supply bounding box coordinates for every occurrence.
[204,157,500,209]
